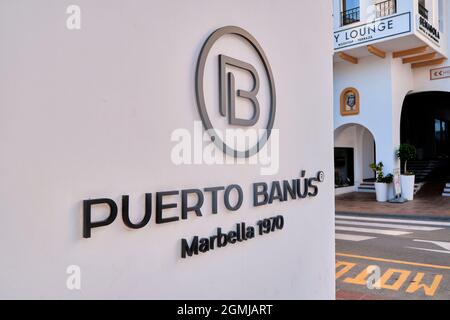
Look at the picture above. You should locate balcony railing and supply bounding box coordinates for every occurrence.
[341,7,360,26]
[419,3,429,20]
[375,0,397,18]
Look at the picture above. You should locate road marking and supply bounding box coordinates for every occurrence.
[336,214,450,227]
[407,240,450,255]
[335,226,411,236]
[407,247,450,255]
[343,266,412,291]
[336,252,450,270]
[336,261,443,297]
[413,240,450,251]
[336,261,356,279]
[335,220,443,231]
[379,268,411,291]
[406,273,443,296]
[335,233,376,242]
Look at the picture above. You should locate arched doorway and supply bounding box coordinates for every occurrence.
[401,91,450,183]
[334,124,376,192]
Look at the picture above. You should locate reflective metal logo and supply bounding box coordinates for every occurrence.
[195,26,276,158]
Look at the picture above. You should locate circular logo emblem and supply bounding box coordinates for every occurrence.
[195,26,276,158]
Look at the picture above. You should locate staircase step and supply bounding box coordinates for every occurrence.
[404,159,450,183]
[358,188,375,193]
[443,193,450,197]
[358,186,375,190]
[358,181,375,193]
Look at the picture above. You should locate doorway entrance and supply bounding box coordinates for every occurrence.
[401,91,450,183]
[334,124,376,192]
[401,91,450,160]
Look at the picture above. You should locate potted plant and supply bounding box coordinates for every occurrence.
[396,144,417,201]
[370,162,391,202]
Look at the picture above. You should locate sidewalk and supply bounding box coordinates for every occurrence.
[335,182,450,219]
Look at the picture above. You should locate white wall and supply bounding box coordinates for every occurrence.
[414,64,450,91]
[390,55,415,168]
[332,0,342,29]
[334,53,418,180]
[0,0,335,299]
[334,55,399,175]
[362,129,376,179]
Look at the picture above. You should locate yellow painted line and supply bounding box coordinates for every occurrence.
[336,253,450,271]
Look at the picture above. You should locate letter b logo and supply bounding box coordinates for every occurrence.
[219,55,260,127]
[196,26,276,158]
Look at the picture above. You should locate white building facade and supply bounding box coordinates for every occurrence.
[333,0,450,194]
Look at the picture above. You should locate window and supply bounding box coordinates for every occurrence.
[341,0,360,26]
[435,119,449,157]
[343,0,359,11]
[419,0,429,20]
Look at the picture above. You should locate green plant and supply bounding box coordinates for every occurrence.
[382,174,394,184]
[369,162,384,183]
[396,144,417,175]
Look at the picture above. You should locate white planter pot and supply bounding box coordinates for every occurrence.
[374,182,388,202]
[401,175,415,201]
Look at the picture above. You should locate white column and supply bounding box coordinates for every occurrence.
[333,0,342,29]
[360,0,372,24]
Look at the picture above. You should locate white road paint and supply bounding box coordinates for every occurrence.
[335,226,411,236]
[336,215,450,227]
[413,240,450,251]
[335,233,377,242]
[407,247,450,255]
[335,220,443,231]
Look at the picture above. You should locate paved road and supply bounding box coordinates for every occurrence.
[335,213,450,300]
